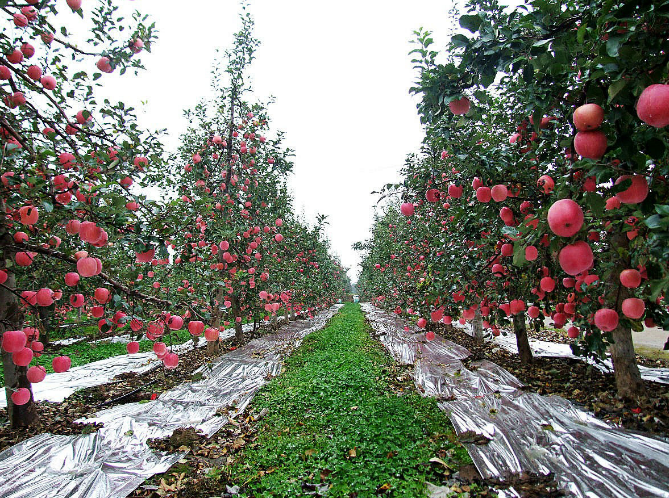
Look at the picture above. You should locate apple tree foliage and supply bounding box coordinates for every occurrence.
[357,0,669,398]
[0,3,350,428]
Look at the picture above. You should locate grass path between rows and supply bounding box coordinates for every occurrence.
[229,303,471,497]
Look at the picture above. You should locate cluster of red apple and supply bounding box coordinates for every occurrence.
[389,85,669,339]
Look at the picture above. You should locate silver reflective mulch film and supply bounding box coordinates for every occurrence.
[361,303,669,498]
[0,306,341,498]
[453,320,669,385]
[0,323,257,409]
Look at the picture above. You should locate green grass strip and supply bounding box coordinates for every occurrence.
[230,303,470,497]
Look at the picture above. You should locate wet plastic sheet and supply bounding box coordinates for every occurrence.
[362,303,669,498]
[0,306,340,498]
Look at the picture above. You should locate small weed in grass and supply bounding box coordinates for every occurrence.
[229,303,470,497]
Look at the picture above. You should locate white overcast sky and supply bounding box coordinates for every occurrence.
[95,0,458,282]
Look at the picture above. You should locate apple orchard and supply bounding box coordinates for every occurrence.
[355,0,669,399]
[0,2,350,428]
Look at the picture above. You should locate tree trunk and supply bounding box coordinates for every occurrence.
[37,304,52,346]
[270,313,278,331]
[609,323,645,398]
[207,276,226,357]
[231,295,243,343]
[513,312,533,365]
[0,224,37,427]
[607,232,644,398]
[206,339,220,356]
[472,309,484,344]
[284,306,290,323]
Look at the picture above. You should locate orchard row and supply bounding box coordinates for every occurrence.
[0,2,351,427]
[356,0,669,399]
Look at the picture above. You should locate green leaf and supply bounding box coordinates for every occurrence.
[42,201,54,213]
[451,34,469,48]
[512,242,528,267]
[584,192,605,218]
[523,64,533,83]
[480,73,495,88]
[577,24,587,44]
[607,79,627,102]
[459,14,482,33]
[606,36,622,57]
[532,39,552,47]
[649,278,669,301]
[644,214,664,229]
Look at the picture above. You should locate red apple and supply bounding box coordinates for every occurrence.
[27,365,46,383]
[205,328,219,341]
[13,347,33,366]
[94,287,110,304]
[547,199,584,237]
[52,355,71,373]
[574,130,607,159]
[637,84,669,128]
[448,184,463,198]
[559,241,593,275]
[594,308,619,332]
[400,203,415,216]
[13,13,28,27]
[622,298,645,319]
[491,184,507,202]
[573,104,604,131]
[35,288,54,306]
[426,189,440,202]
[615,175,648,204]
[188,321,204,336]
[476,187,491,203]
[449,96,470,115]
[96,56,113,73]
[537,175,554,194]
[11,388,31,406]
[2,330,26,353]
[501,243,513,257]
[26,65,42,81]
[69,294,84,307]
[167,315,183,330]
[540,276,555,292]
[41,75,57,90]
[163,353,179,369]
[619,269,641,288]
[15,251,35,266]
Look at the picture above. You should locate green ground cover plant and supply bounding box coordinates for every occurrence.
[229,303,470,497]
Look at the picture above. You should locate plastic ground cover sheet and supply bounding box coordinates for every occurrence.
[488,330,669,385]
[0,323,256,409]
[361,303,669,498]
[0,306,340,498]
